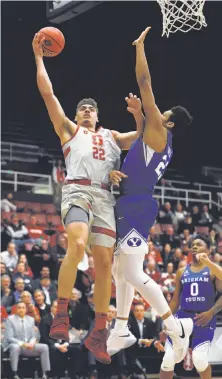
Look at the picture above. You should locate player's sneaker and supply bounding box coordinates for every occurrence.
[166,318,193,363]
[84,328,111,364]
[107,327,137,356]
[49,314,69,341]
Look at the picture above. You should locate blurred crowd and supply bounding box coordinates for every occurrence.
[1,196,222,379]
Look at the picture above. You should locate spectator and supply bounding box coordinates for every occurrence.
[199,205,214,227]
[39,277,57,305]
[14,254,34,278]
[1,275,14,313]
[127,303,163,376]
[159,202,174,224]
[160,226,180,249]
[144,259,161,283]
[171,248,184,270]
[12,262,33,293]
[6,214,29,249]
[3,301,50,379]
[214,253,222,267]
[161,263,176,293]
[180,229,193,244]
[178,214,194,234]
[147,241,163,266]
[11,291,40,324]
[84,256,95,283]
[50,234,66,266]
[191,205,201,226]
[30,239,55,278]
[13,278,25,303]
[149,226,162,248]
[52,160,65,212]
[39,300,81,379]
[212,216,222,234]
[161,243,174,268]
[27,215,45,244]
[1,193,17,213]
[209,229,217,251]
[174,203,187,225]
[1,242,18,272]
[0,262,8,277]
[34,290,51,318]
[33,266,56,290]
[1,305,8,321]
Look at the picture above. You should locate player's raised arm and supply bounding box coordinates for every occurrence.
[112,93,144,150]
[32,33,76,144]
[133,28,164,133]
[169,268,184,314]
[198,254,222,280]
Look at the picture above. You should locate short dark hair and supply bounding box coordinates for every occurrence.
[170,106,193,132]
[76,98,98,113]
[134,302,145,309]
[192,235,211,250]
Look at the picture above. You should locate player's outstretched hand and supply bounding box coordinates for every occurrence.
[109,170,127,186]
[32,33,45,58]
[133,27,151,46]
[125,93,142,115]
[194,310,213,327]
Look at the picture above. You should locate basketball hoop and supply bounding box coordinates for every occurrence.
[156,0,207,37]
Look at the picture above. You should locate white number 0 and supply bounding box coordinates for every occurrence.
[155,155,170,180]
[190,283,199,296]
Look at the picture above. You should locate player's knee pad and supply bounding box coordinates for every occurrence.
[192,345,209,372]
[161,341,175,372]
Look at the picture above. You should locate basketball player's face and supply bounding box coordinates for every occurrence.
[162,110,174,129]
[75,104,98,128]
[191,239,209,262]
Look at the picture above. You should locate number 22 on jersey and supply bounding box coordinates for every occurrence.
[92,135,105,161]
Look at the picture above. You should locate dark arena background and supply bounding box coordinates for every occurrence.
[1,1,222,379]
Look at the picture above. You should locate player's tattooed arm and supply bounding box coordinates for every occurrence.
[169,268,184,314]
[212,279,222,315]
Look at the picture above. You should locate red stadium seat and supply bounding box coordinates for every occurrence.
[41,203,56,214]
[18,213,31,224]
[161,224,173,232]
[14,201,27,211]
[195,226,209,235]
[47,215,62,227]
[27,202,41,213]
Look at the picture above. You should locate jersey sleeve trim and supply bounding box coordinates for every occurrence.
[62,125,80,148]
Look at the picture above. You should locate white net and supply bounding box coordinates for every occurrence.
[156,0,207,37]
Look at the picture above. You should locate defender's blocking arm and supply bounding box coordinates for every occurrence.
[133,28,163,129]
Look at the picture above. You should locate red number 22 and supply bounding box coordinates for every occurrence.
[92,147,105,161]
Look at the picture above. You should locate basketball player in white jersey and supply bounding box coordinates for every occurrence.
[32,32,144,364]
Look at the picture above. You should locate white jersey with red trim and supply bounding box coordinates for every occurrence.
[62,125,121,183]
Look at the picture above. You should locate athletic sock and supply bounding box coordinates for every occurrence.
[115,318,128,331]
[94,312,107,330]
[57,297,69,316]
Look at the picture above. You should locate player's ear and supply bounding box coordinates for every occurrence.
[166,121,175,129]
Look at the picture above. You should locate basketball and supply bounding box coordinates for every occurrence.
[38,26,65,57]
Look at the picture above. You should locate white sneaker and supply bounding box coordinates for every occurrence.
[107,326,137,356]
[166,318,193,364]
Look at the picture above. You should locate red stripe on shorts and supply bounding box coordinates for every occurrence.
[91,226,116,239]
[63,146,71,159]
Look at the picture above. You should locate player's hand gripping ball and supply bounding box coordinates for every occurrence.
[38,27,65,57]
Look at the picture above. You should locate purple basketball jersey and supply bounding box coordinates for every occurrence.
[180,264,216,313]
[120,132,173,196]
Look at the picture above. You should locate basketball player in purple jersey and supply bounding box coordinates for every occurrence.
[32,33,144,364]
[107,26,193,363]
[160,236,222,379]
